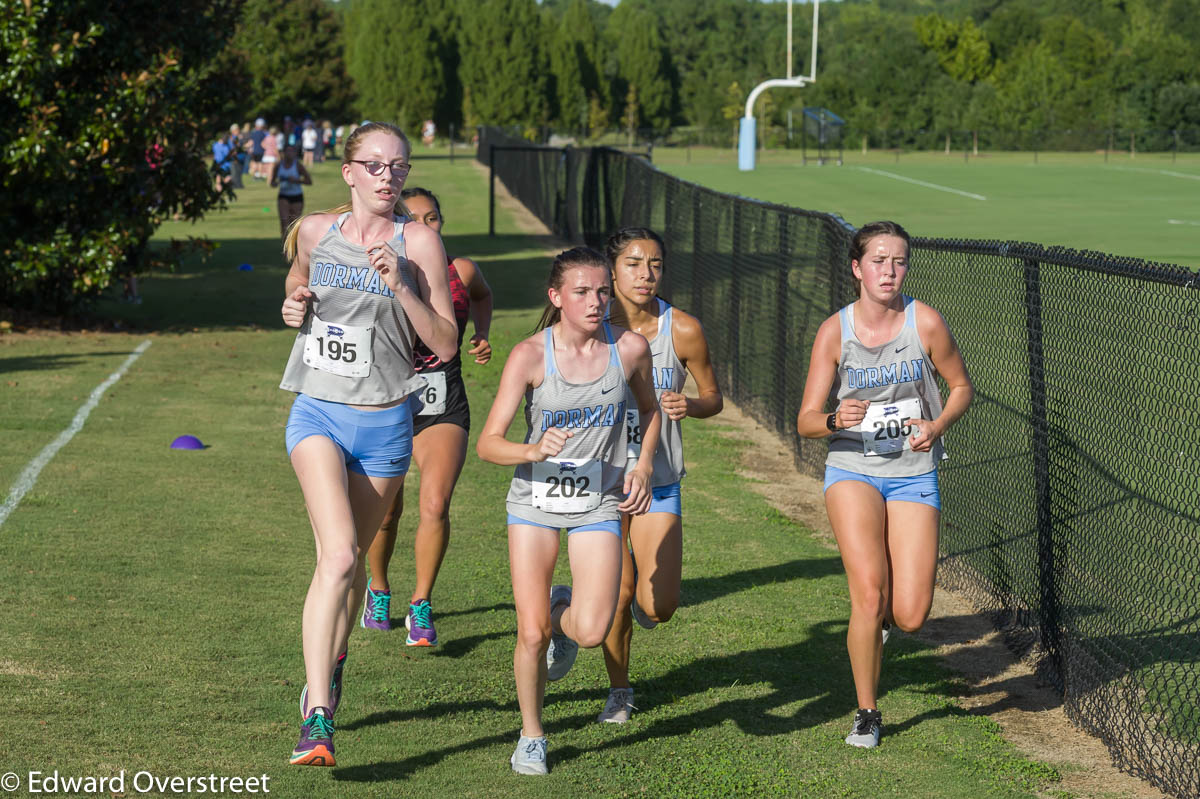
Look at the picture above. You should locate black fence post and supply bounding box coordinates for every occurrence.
[691,190,702,316]
[489,143,496,237]
[730,203,743,397]
[1023,253,1061,684]
[775,214,790,422]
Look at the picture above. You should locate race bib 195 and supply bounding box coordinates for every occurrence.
[852,397,923,456]
[303,316,372,378]
[415,371,447,416]
[531,457,602,513]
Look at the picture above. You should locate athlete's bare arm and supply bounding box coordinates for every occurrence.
[796,314,868,437]
[392,222,458,363]
[455,256,493,364]
[281,213,337,328]
[477,336,567,466]
[616,328,659,514]
[912,302,973,451]
[666,309,722,421]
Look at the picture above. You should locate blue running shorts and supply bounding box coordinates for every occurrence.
[506,514,622,539]
[285,393,414,478]
[640,481,681,516]
[823,465,940,510]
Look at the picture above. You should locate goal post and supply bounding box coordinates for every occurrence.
[738,0,820,171]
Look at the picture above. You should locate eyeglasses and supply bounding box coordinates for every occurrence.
[349,160,411,177]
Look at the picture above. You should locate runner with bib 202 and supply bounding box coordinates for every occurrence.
[476,246,661,776]
[796,221,973,750]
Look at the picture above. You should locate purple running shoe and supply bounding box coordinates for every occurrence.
[290,706,335,766]
[360,578,392,631]
[405,599,438,646]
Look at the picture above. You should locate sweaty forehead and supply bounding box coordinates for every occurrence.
[868,235,908,257]
[357,132,408,160]
[562,265,609,286]
[622,239,662,260]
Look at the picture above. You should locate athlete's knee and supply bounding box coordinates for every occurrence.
[316,546,358,584]
[892,601,932,633]
[569,608,614,648]
[418,492,451,522]
[515,620,551,653]
[640,587,678,624]
[849,587,887,620]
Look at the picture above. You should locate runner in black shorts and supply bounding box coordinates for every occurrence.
[363,187,493,647]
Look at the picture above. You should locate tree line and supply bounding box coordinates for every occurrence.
[240,0,1200,144]
[5,0,1199,313]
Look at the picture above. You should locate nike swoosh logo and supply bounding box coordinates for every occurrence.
[389,458,405,465]
[920,492,934,497]
[895,345,909,353]
[600,385,617,394]
[650,351,663,359]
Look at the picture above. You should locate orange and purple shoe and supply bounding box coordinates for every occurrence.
[405,599,438,646]
[289,706,335,766]
[360,578,392,632]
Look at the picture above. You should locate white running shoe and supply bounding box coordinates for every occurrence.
[597,687,636,723]
[881,620,891,646]
[546,585,578,681]
[510,734,548,775]
[845,708,882,748]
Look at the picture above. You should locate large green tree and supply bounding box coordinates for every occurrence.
[546,0,604,131]
[0,0,240,312]
[459,0,548,128]
[605,0,674,132]
[233,0,354,122]
[343,0,460,136]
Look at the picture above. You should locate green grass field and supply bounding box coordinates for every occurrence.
[651,147,1200,269]
[0,156,1109,798]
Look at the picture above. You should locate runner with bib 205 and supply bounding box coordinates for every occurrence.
[796,221,973,750]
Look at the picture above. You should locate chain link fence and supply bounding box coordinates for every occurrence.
[478,126,1200,799]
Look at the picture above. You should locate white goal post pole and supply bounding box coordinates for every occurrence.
[738,0,819,171]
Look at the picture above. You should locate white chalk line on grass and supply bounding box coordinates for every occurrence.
[1108,165,1200,181]
[0,339,152,528]
[1168,219,1200,226]
[854,167,987,201]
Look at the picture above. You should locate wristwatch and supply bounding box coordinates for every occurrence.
[826,413,838,432]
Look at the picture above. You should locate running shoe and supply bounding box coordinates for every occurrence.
[510,734,548,775]
[845,708,882,748]
[631,593,658,630]
[405,598,438,646]
[597,687,636,724]
[546,585,578,681]
[289,706,335,766]
[300,650,346,719]
[360,578,392,631]
[881,620,892,646]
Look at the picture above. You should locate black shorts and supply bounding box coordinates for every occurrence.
[251,152,263,162]
[413,362,470,436]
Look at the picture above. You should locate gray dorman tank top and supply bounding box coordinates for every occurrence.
[506,323,628,527]
[279,213,426,405]
[623,298,687,486]
[826,295,946,477]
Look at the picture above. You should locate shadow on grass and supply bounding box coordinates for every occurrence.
[333,615,975,782]
[680,555,845,609]
[0,349,146,374]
